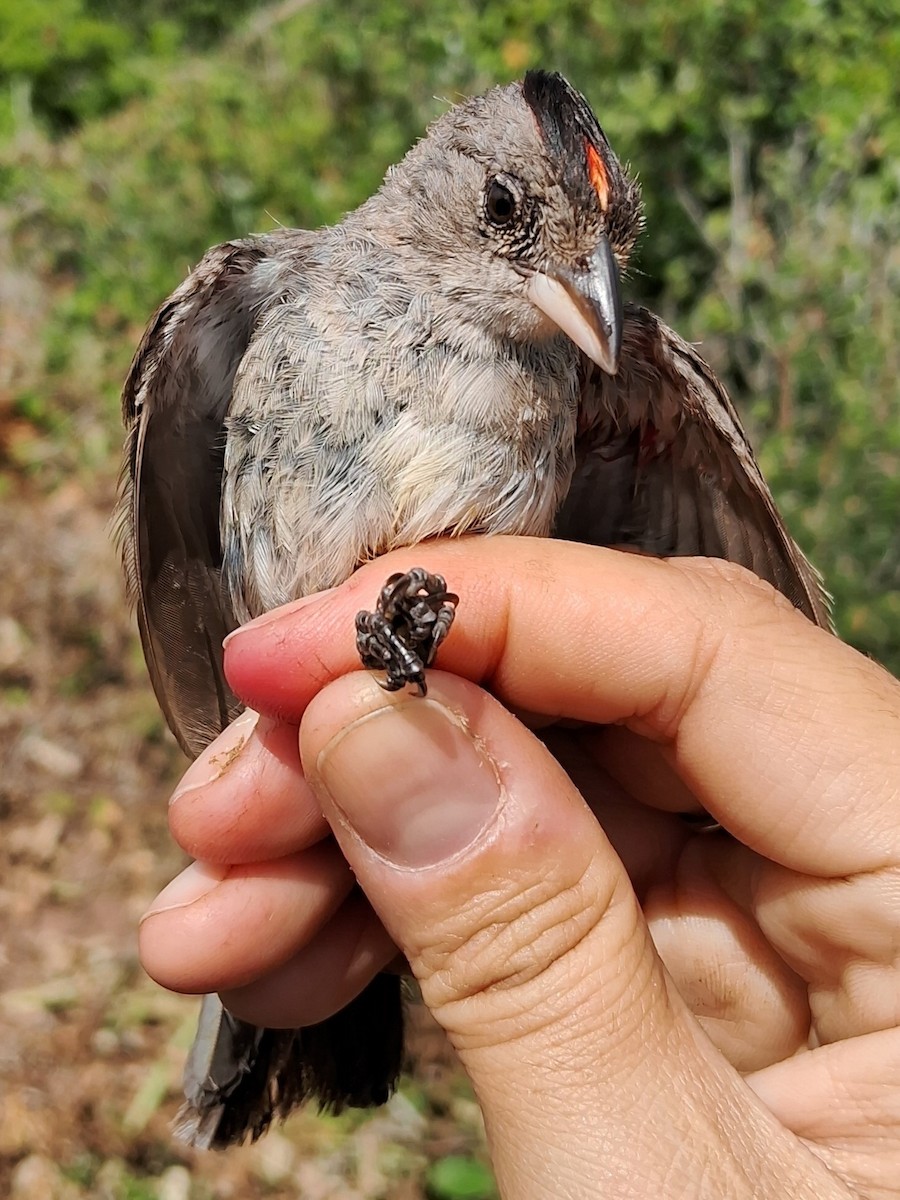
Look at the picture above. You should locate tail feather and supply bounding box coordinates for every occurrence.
[176,976,405,1149]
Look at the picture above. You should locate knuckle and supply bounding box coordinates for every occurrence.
[675,556,800,624]
[413,855,631,1030]
[642,557,808,741]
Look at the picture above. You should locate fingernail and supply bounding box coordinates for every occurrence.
[315,698,502,869]
[169,708,259,805]
[140,861,228,922]
[223,589,339,648]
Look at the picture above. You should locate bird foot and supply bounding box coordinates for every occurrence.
[355,568,458,696]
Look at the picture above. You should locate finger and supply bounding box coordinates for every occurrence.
[536,727,690,897]
[747,1028,900,1197]
[298,670,843,1200]
[220,892,397,1028]
[698,838,900,1046]
[545,728,812,1069]
[167,710,329,864]
[225,537,900,878]
[139,842,353,993]
[642,848,810,1071]
[586,725,702,814]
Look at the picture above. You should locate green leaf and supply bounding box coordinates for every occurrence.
[426,1155,497,1200]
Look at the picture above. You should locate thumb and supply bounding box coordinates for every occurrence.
[298,671,738,1196]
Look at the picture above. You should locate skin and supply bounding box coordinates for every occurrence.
[140,538,900,1199]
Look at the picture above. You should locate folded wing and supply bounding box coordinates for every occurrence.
[115,233,301,757]
[557,305,831,628]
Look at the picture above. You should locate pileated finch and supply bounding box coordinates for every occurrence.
[118,70,830,1148]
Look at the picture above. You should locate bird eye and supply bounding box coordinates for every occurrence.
[485,178,518,226]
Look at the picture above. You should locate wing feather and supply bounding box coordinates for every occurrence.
[115,233,302,757]
[557,305,831,627]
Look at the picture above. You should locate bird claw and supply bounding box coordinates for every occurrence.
[355,568,459,696]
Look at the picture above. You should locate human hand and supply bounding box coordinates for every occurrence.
[140,538,900,1198]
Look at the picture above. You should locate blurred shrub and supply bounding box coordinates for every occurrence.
[1,0,897,666]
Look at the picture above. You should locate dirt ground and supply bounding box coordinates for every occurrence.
[0,451,489,1197]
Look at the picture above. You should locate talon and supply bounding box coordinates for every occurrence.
[355,568,458,694]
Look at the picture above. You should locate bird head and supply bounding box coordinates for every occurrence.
[371,71,643,375]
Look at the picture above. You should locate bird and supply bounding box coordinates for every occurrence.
[116,70,830,1149]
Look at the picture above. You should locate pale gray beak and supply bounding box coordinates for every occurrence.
[526,237,622,375]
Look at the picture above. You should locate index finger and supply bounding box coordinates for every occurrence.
[223,536,900,876]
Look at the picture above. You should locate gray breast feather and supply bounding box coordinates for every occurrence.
[220,252,582,619]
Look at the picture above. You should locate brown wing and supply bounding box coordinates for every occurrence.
[115,232,304,757]
[555,305,831,628]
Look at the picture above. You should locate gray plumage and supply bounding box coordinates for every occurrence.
[117,71,830,1149]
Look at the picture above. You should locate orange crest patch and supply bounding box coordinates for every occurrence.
[585,140,609,211]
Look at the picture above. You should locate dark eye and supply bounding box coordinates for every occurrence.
[485,178,518,226]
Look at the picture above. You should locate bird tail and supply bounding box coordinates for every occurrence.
[176,975,405,1149]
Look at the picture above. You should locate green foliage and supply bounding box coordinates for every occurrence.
[61,1153,173,1199]
[0,0,266,133]
[426,1154,497,1200]
[1,0,898,668]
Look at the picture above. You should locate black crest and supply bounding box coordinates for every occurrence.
[522,70,643,255]
[523,73,617,200]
